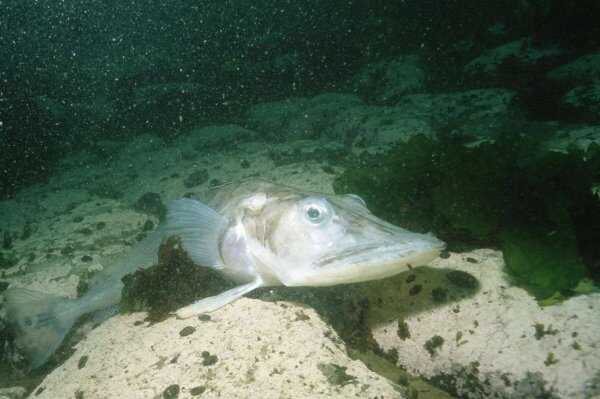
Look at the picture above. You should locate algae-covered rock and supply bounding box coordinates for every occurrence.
[501,229,586,300]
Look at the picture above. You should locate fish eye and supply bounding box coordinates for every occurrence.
[306,206,322,222]
[300,197,332,225]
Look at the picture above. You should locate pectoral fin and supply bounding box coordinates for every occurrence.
[174,279,262,318]
[165,198,227,269]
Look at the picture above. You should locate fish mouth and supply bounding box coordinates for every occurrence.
[317,234,445,267]
[311,235,445,285]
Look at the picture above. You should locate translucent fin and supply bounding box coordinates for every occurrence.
[3,288,80,369]
[175,279,262,318]
[165,198,227,269]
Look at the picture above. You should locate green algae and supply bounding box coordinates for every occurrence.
[502,229,586,300]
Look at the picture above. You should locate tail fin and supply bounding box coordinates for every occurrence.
[3,288,80,369]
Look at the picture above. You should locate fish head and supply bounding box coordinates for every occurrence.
[246,187,445,287]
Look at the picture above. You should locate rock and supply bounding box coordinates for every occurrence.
[392,88,518,143]
[465,37,563,80]
[30,299,403,399]
[547,52,600,84]
[543,125,600,155]
[350,54,426,104]
[246,94,363,140]
[561,81,600,122]
[369,249,600,399]
[328,105,432,152]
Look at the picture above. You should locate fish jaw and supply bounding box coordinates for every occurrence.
[305,234,445,286]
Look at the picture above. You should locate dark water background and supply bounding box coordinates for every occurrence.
[2,0,599,199]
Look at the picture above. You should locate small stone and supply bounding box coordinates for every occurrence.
[179,326,196,337]
[78,355,89,369]
[162,384,180,399]
[189,386,206,396]
[201,351,218,366]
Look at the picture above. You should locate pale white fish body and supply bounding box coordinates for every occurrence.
[2,179,445,368]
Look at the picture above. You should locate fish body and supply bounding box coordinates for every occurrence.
[3,180,444,368]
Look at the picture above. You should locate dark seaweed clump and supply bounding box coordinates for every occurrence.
[334,133,600,302]
[120,237,235,322]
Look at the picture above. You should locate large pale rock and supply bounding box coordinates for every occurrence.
[30,299,404,399]
[369,249,600,399]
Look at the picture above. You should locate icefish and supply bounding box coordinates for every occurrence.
[3,180,445,369]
